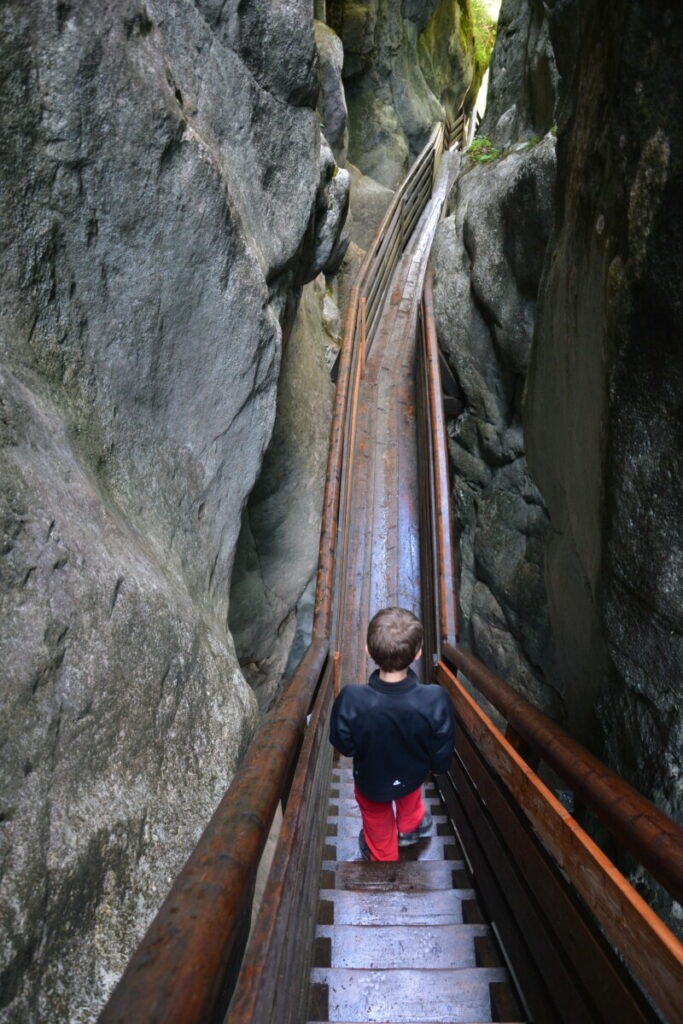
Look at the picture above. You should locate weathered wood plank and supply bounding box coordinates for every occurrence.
[317,888,475,926]
[327,860,463,892]
[436,661,683,1024]
[454,727,657,1022]
[316,923,488,969]
[310,966,508,1023]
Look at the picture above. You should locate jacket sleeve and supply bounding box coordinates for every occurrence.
[429,689,455,773]
[329,689,357,756]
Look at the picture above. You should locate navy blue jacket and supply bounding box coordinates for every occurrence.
[329,668,455,801]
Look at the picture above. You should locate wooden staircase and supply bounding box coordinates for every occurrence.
[308,764,526,1024]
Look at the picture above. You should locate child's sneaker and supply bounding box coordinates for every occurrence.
[398,811,433,846]
[358,829,372,861]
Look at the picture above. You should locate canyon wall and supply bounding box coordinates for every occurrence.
[431,0,562,718]
[526,0,683,898]
[0,0,347,1018]
[327,0,475,187]
[434,0,682,925]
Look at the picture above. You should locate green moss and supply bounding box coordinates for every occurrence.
[466,136,501,163]
[470,0,497,75]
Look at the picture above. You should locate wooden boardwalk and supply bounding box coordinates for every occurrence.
[333,152,456,688]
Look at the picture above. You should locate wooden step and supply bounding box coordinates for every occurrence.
[315,923,490,969]
[317,888,477,926]
[309,966,509,1022]
[322,860,469,892]
[327,814,449,837]
[325,835,457,862]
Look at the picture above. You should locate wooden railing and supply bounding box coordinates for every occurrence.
[100,122,452,1024]
[315,121,448,647]
[415,276,683,1023]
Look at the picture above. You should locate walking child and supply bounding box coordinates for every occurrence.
[329,606,455,861]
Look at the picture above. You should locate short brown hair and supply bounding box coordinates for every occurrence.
[366,607,423,672]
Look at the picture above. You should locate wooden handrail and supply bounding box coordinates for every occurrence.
[421,272,458,649]
[99,639,328,1024]
[442,640,683,905]
[437,658,683,1024]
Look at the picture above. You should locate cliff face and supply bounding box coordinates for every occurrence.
[434,0,682,922]
[431,0,562,718]
[327,0,475,187]
[0,0,346,1018]
[526,0,683,850]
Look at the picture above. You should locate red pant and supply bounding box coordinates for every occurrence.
[355,785,425,861]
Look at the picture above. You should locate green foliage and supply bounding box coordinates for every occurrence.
[466,136,501,163]
[470,0,497,74]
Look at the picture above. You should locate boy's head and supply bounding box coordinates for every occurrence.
[366,607,423,672]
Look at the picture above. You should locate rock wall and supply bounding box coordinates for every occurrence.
[327,0,475,187]
[229,279,336,710]
[0,0,347,1019]
[434,0,682,926]
[431,0,562,718]
[526,0,683,856]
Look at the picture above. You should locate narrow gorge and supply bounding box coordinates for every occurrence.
[0,1,680,1020]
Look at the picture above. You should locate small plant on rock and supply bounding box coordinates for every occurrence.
[466,136,501,163]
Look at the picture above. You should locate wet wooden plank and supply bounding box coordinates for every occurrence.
[327,814,448,838]
[317,889,476,926]
[326,860,463,892]
[317,923,488,969]
[436,662,683,1024]
[327,835,456,863]
[310,966,508,1023]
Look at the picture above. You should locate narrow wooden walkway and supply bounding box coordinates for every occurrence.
[333,152,456,688]
[308,152,526,1022]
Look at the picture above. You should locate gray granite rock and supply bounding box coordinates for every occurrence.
[525,0,683,859]
[480,0,558,147]
[329,0,475,187]
[432,135,560,718]
[229,280,335,711]
[315,20,349,166]
[0,0,347,1018]
[346,162,394,252]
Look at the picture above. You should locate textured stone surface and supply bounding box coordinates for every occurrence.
[346,162,394,252]
[525,0,683,856]
[432,136,561,718]
[315,19,349,166]
[229,279,335,710]
[480,0,558,147]
[328,0,475,187]
[0,0,347,1018]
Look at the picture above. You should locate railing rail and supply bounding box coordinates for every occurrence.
[316,120,450,652]
[442,640,683,905]
[416,271,683,1022]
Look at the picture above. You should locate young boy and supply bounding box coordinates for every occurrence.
[329,606,455,861]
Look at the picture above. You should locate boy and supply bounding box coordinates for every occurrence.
[329,606,455,861]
